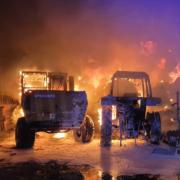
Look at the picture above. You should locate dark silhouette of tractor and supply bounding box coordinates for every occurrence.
[100,71,161,146]
[15,71,94,149]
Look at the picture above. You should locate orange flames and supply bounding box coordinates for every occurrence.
[98,108,102,126]
[169,63,180,83]
[98,105,117,126]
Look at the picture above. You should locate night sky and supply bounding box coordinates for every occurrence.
[0,0,179,96]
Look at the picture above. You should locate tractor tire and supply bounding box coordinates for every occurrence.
[15,117,35,149]
[166,130,180,146]
[73,115,94,143]
[100,106,112,147]
[147,112,161,145]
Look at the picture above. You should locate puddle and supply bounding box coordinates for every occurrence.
[0,161,179,180]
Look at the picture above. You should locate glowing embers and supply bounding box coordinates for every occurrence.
[112,78,144,97]
[92,78,100,89]
[164,105,169,110]
[170,118,175,122]
[20,108,24,116]
[98,108,102,126]
[19,71,49,98]
[170,98,174,103]
[74,85,79,91]
[22,72,48,90]
[169,63,180,83]
[53,132,66,139]
[98,105,117,126]
[160,80,164,84]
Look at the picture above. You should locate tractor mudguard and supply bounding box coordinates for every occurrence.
[25,90,88,128]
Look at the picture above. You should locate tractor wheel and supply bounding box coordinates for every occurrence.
[147,112,161,145]
[73,115,94,143]
[15,117,35,149]
[100,106,112,147]
[166,130,180,146]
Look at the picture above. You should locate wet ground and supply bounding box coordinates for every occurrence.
[0,160,179,180]
[0,132,180,179]
[0,160,169,180]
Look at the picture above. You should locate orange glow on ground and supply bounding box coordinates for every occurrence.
[53,133,66,139]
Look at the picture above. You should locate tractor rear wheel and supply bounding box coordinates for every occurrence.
[166,130,180,146]
[73,115,94,143]
[147,112,161,145]
[15,117,35,149]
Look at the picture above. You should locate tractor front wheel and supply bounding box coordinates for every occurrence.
[15,117,35,149]
[147,112,161,145]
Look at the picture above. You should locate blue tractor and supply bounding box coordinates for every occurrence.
[15,71,94,149]
[100,71,161,146]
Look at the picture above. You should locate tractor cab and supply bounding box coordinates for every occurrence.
[20,71,74,95]
[111,71,152,98]
[20,71,75,110]
[101,71,162,146]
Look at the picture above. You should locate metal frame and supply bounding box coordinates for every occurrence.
[111,71,152,97]
[20,71,72,99]
[21,71,48,95]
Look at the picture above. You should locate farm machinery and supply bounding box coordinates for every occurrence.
[100,71,162,146]
[15,71,94,149]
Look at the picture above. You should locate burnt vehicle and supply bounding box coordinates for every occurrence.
[100,71,162,146]
[15,71,94,149]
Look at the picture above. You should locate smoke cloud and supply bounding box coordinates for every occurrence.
[0,0,179,98]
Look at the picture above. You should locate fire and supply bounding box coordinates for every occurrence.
[53,133,66,139]
[160,80,164,83]
[77,76,82,81]
[20,108,24,116]
[112,105,117,119]
[92,78,100,89]
[98,108,102,126]
[169,63,180,83]
[83,68,106,89]
[170,98,174,103]
[164,105,169,110]
[158,58,166,70]
[98,105,117,126]
[140,40,157,56]
[75,84,79,91]
[18,71,49,99]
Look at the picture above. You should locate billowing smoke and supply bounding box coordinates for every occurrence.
[169,63,180,83]
[0,0,179,99]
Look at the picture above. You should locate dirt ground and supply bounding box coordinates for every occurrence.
[0,132,180,180]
